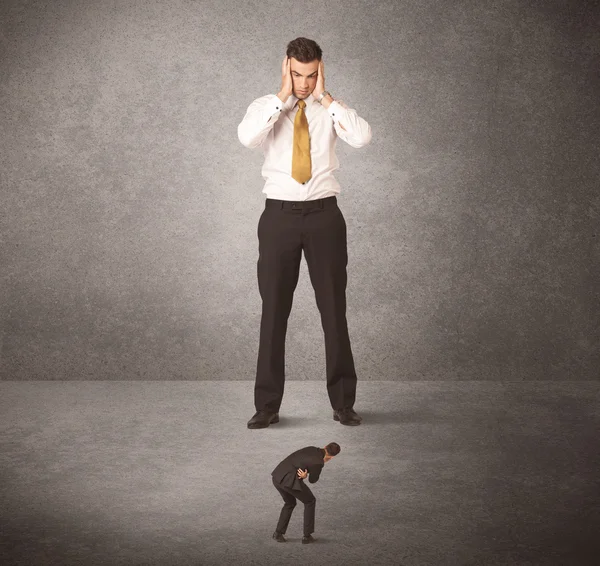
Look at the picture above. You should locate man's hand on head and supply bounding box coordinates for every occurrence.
[278,55,293,103]
[313,58,325,100]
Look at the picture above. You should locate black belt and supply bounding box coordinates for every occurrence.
[265,196,337,210]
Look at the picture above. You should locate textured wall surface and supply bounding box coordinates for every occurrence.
[1,0,598,380]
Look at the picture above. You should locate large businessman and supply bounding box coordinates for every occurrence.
[271,442,341,543]
[238,37,372,429]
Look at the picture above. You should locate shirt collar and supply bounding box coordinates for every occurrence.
[290,92,315,111]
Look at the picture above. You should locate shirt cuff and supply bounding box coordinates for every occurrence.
[266,95,285,119]
[327,100,343,122]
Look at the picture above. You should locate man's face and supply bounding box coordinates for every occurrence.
[289,57,319,99]
[324,452,333,463]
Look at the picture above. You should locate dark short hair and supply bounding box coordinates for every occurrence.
[325,442,341,456]
[286,37,322,63]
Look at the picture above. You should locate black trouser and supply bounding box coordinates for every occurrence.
[273,477,316,536]
[254,196,358,413]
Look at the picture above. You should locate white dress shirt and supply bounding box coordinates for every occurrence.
[238,92,372,201]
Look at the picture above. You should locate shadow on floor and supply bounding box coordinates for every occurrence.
[244,416,308,428]
[357,410,425,425]
[279,536,331,544]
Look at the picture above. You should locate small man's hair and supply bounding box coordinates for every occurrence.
[325,442,341,456]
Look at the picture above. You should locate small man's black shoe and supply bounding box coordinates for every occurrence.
[247,410,279,429]
[273,531,286,542]
[333,408,362,426]
[302,534,315,544]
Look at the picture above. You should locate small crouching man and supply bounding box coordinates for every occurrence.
[271,442,341,543]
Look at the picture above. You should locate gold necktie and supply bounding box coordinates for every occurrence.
[291,99,311,184]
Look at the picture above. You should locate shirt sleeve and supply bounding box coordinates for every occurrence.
[327,100,372,148]
[237,95,285,148]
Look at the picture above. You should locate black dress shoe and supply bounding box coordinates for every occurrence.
[302,534,315,544]
[247,410,279,429]
[333,407,362,426]
[273,531,286,542]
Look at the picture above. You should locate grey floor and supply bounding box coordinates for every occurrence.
[1,381,599,566]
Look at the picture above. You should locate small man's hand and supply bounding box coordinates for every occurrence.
[314,58,325,99]
[297,468,308,479]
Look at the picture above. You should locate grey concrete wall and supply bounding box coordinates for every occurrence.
[1,0,598,380]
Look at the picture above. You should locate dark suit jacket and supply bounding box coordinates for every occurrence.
[272,446,325,491]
